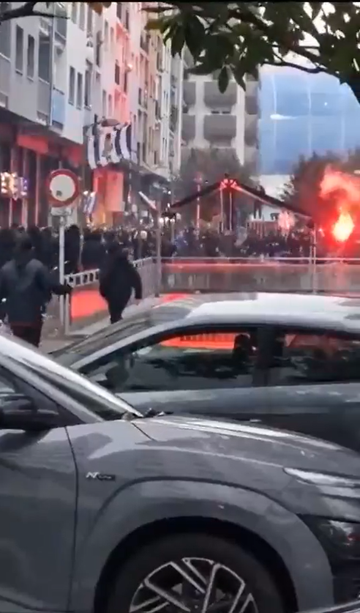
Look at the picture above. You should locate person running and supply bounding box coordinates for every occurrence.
[99,241,142,323]
[0,234,71,347]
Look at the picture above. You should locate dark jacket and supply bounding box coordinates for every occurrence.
[81,232,106,270]
[0,253,69,326]
[99,248,142,308]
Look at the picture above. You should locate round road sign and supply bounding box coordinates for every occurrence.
[47,169,80,207]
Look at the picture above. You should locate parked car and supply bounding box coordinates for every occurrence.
[3,331,360,612]
[53,292,360,451]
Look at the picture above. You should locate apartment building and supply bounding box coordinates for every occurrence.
[126,3,183,217]
[0,1,183,226]
[182,62,259,176]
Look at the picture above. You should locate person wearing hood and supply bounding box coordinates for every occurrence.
[0,234,71,347]
[99,241,142,324]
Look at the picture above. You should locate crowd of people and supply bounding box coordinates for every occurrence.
[0,219,354,349]
[0,225,145,348]
[0,223,318,275]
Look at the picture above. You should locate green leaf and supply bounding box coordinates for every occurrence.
[218,66,229,93]
[231,65,245,90]
[184,16,205,59]
[170,26,185,56]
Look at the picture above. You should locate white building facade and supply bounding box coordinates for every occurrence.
[0,1,182,226]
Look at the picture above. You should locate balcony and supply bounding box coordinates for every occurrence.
[37,78,51,123]
[204,81,237,108]
[246,78,259,99]
[170,105,178,132]
[183,81,196,106]
[155,100,161,121]
[140,33,149,53]
[245,92,259,115]
[84,107,93,129]
[245,144,258,174]
[245,114,258,146]
[54,4,67,47]
[51,87,65,128]
[0,55,10,108]
[182,115,196,142]
[156,52,163,72]
[203,114,237,142]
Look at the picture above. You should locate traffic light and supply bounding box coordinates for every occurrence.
[87,2,112,15]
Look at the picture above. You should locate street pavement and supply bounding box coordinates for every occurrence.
[40,295,172,353]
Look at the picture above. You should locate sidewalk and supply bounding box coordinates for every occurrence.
[41,295,167,353]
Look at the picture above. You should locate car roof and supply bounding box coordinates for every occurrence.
[156,293,360,332]
[58,292,360,367]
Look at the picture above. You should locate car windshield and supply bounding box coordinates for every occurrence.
[54,305,191,365]
[0,333,141,421]
[54,314,155,365]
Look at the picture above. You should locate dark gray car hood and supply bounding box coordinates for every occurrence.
[135,415,360,474]
[133,416,360,521]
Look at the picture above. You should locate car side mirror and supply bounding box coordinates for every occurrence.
[0,397,59,432]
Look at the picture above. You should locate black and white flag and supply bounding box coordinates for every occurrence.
[87,123,132,170]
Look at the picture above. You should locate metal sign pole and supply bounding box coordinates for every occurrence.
[155,200,162,297]
[311,226,317,294]
[59,215,66,325]
[47,168,80,331]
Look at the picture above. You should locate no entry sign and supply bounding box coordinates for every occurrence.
[47,169,80,207]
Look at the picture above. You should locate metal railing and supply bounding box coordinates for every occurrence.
[63,257,157,335]
[58,257,360,336]
[161,257,360,295]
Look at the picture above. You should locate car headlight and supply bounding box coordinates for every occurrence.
[284,468,360,489]
[303,517,360,560]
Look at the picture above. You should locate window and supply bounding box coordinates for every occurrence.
[68,66,75,104]
[76,72,83,109]
[102,90,107,116]
[95,31,102,67]
[110,27,114,53]
[71,2,77,23]
[0,374,20,403]
[86,4,93,35]
[115,61,120,85]
[38,34,50,82]
[79,3,85,29]
[15,26,24,73]
[83,328,259,393]
[268,329,360,385]
[26,35,35,79]
[0,2,11,57]
[108,94,113,117]
[84,61,92,108]
[104,20,109,50]
[276,93,309,118]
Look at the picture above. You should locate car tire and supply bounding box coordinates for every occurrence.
[106,533,285,613]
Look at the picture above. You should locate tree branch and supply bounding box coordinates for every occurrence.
[226,4,325,69]
[269,50,327,74]
[0,2,55,23]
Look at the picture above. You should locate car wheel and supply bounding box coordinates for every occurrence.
[106,533,284,613]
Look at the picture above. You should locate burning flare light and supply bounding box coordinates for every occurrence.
[332,212,355,243]
[319,167,360,242]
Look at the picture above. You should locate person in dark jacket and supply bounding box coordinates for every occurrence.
[99,241,142,324]
[81,229,106,270]
[0,234,71,347]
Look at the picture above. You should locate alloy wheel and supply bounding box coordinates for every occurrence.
[129,557,259,613]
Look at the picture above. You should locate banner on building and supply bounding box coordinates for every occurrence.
[87,123,132,170]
